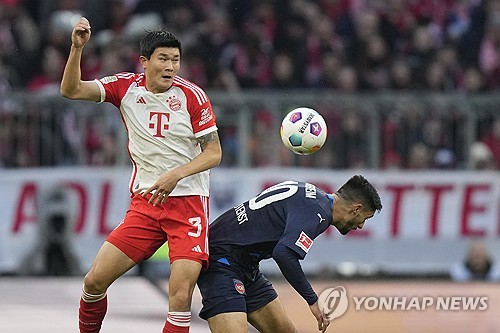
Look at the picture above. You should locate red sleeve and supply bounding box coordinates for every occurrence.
[174,77,217,136]
[189,98,217,137]
[97,72,138,108]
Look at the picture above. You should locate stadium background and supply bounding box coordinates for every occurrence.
[0,0,499,332]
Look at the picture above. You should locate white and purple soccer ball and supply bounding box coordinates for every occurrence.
[280,107,327,155]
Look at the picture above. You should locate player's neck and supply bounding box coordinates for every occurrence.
[330,193,342,224]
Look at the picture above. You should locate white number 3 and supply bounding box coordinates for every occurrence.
[188,217,202,237]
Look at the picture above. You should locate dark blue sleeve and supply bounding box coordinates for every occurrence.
[272,243,318,305]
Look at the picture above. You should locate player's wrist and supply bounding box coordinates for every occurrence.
[71,44,85,50]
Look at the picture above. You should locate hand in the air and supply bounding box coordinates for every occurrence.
[72,17,91,48]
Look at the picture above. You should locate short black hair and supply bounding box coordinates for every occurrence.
[337,175,382,213]
[140,29,182,59]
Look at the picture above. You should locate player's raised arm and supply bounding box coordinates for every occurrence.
[60,17,101,102]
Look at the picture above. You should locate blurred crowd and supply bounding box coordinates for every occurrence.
[3,0,500,92]
[0,0,500,169]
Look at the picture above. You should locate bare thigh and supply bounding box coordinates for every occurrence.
[207,312,248,333]
[84,241,136,293]
[247,298,297,333]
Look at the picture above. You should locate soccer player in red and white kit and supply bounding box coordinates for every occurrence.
[61,17,222,333]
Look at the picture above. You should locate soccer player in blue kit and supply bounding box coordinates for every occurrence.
[197,175,382,332]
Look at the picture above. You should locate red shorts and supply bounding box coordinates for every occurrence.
[107,194,209,267]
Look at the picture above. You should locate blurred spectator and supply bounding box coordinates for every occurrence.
[396,103,425,167]
[407,142,432,169]
[304,12,344,86]
[219,31,272,88]
[469,141,496,169]
[197,7,237,86]
[358,35,391,90]
[0,59,12,94]
[461,66,486,93]
[422,60,447,91]
[409,24,438,88]
[0,0,41,87]
[242,0,277,48]
[480,116,500,168]
[271,52,300,88]
[27,46,66,93]
[274,14,309,83]
[335,65,359,92]
[317,51,343,88]
[162,2,201,51]
[389,57,414,89]
[249,109,276,166]
[450,241,500,281]
[435,43,463,90]
[433,148,456,169]
[332,111,368,168]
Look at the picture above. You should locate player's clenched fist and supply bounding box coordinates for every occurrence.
[72,17,91,48]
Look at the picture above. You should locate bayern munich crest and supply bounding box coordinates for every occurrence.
[168,96,181,111]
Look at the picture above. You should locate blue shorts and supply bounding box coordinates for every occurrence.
[197,259,278,320]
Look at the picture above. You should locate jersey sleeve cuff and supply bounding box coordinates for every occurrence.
[93,79,106,103]
[195,126,218,138]
[306,294,318,305]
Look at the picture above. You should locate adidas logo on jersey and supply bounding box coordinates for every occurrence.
[136,97,146,104]
[191,245,203,253]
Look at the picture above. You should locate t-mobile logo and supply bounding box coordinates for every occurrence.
[149,112,170,137]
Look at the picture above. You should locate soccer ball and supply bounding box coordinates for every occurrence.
[280,107,327,155]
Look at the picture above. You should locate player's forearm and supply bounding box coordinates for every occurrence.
[173,142,222,180]
[273,244,318,305]
[61,46,84,98]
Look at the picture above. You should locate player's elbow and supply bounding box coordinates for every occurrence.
[213,148,222,167]
[207,144,222,168]
[272,245,287,264]
[60,85,77,99]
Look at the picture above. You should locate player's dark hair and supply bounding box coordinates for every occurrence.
[140,29,182,59]
[337,175,382,213]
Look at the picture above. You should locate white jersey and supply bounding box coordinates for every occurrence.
[94,73,217,197]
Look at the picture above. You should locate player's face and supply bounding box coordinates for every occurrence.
[141,47,180,94]
[337,208,374,235]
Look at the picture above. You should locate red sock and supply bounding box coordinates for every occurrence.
[78,295,108,332]
[162,311,191,333]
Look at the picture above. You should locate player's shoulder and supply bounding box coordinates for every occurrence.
[173,76,209,104]
[291,181,327,206]
[173,75,205,91]
[99,72,144,86]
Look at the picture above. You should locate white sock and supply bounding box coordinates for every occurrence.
[166,311,191,327]
[81,286,107,303]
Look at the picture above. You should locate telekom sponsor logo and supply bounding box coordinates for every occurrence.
[149,112,170,137]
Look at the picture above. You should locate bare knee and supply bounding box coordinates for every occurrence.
[83,271,108,294]
[168,259,201,310]
[168,286,193,309]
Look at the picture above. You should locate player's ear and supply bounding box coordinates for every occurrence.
[352,203,363,215]
[139,56,148,69]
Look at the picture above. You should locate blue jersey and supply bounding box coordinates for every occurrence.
[209,181,333,264]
